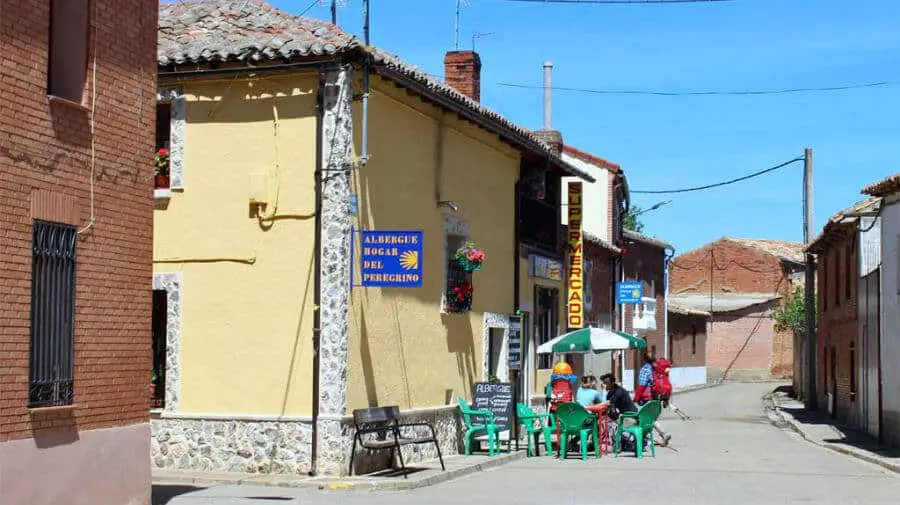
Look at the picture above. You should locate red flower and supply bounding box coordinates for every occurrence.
[157,148,169,156]
[453,283,473,302]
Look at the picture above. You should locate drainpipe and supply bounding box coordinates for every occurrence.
[309,69,326,477]
[360,0,371,163]
[663,246,676,359]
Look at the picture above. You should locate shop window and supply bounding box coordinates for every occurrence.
[151,290,167,409]
[47,0,89,103]
[29,220,76,408]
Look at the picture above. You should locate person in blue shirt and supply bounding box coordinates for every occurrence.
[576,375,605,407]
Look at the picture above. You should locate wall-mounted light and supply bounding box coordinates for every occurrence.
[438,200,459,213]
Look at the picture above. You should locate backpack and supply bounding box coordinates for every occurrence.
[652,358,673,397]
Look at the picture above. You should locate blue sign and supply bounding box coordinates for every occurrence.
[360,230,423,288]
[616,281,643,304]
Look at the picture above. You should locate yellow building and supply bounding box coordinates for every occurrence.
[151,0,592,476]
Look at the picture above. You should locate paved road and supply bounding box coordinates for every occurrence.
[154,383,900,504]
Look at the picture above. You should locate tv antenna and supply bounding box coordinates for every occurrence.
[472,31,495,51]
[455,0,472,50]
[322,0,349,25]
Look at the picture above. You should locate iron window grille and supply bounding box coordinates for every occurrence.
[445,259,473,313]
[29,220,76,408]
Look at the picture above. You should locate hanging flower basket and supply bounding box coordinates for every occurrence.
[455,241,485,272]
[446,282,473,313]
[155,147,170,189]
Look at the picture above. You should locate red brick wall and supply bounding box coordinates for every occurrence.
[670,239,800,378]
[622,241,666,380]
[816,232,859,424]
[707,303,778,380]
[444,51,481,102]
[0,0,157,443]
[668,313,707,368]
[584,241,615,327]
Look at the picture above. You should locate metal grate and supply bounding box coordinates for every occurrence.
[445,259,473,313]
[29,220,76,408]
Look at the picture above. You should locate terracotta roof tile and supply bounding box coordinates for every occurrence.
[862,174,900,197]
[157,0,595,182]
[561,145,621,173]
[722,237,805,264]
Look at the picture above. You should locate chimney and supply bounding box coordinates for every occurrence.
[533,60,563,155]
[444,50,482,102]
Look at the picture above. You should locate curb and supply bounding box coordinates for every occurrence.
[152,451,527,492]
[763,394,900,475]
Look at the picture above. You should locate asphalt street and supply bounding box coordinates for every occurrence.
[153,383,900,505]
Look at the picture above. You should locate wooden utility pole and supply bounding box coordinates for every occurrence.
[803,147,818,410]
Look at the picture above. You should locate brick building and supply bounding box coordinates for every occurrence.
[0,2,156,505]
[669,237,805,381]
[620,230,672,388]
[807,196,884,441]
[666,303,710,386]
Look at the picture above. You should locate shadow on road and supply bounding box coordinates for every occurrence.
[152,485,203,505]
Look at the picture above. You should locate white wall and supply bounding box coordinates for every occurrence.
[879,196,900,448]
[561,153,609,241]
[670,367,708,388]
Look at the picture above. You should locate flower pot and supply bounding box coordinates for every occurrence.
[154,174,170,189]
[457,258,483,272]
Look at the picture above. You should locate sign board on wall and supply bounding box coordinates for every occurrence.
[472,382,514,432]
[567,182,584,328]
[508,315,522,370]
[360,230,423,287]
[529,254,563,281]
[616,280,643,304]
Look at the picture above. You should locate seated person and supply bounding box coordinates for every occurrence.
[599,373,639,450]
[576,375,605,408]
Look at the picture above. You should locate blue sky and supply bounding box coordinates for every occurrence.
[271,0,900,253]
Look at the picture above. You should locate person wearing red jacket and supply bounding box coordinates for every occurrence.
[634,353,672,446]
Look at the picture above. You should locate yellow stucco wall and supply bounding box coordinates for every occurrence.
[345,76,519,410]
[154,73,319,415]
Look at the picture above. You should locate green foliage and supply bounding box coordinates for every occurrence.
[623,206,645,233]
[774,286,807,332]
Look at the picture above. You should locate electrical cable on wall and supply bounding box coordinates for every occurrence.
[78,33,100,235]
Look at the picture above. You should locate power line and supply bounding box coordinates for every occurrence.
[502,0,736,4]
[631,157,803,194]
[497,80,900,96]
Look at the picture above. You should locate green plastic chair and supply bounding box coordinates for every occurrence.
[554,402,600,461]
[614,400,662,459]
[457,397,500,456]
[516,403,555,457]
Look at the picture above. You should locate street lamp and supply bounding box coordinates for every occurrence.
[632,200,672,217]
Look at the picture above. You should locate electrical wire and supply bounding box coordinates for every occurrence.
[631,157,803,194]
[502,0,736,4]
[497,80,900,96]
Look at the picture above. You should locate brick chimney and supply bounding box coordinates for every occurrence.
[444,51,482,102]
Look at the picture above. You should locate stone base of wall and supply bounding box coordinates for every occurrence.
[151,406,463,477]
[151,415,313,475]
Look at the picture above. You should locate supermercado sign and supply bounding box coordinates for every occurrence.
[567,182,584,328]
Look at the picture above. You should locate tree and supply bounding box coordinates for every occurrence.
[623,205,645,233]
[773,286,807,333]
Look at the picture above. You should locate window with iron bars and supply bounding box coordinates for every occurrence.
[445,259,473,313]
[29,220,77,408]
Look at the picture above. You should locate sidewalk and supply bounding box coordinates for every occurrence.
[765,387,900,474]
[152,451,525,493]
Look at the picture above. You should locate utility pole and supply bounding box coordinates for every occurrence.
[331,0,337,25]
[803,147,818,410]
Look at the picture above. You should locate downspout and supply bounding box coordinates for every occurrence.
[309,69,326,477]
[663,246,676,359]
[360,0,371,163]
[514,179,521,314]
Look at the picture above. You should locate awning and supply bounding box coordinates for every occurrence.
[536,327,646,354]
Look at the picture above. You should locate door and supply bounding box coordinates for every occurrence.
[518,312,532,406]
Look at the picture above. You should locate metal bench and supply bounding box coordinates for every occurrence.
[348,406,446,477]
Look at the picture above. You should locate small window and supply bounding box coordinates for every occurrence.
[29,220,77,408]
[691,325,697,355]
[156,102,172,151]
[47,0,90,103]
[649,279,656,298]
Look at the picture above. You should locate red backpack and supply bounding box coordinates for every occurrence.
[652,358,673,397]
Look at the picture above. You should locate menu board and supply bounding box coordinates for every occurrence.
[508,315,522,370]
[472,382,514,432]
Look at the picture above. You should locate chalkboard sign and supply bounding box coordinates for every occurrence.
[508,315,522,370]
[472,382,515,432]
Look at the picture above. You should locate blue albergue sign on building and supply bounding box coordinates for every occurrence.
[616,280,643,305]
[360,230,423,288]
